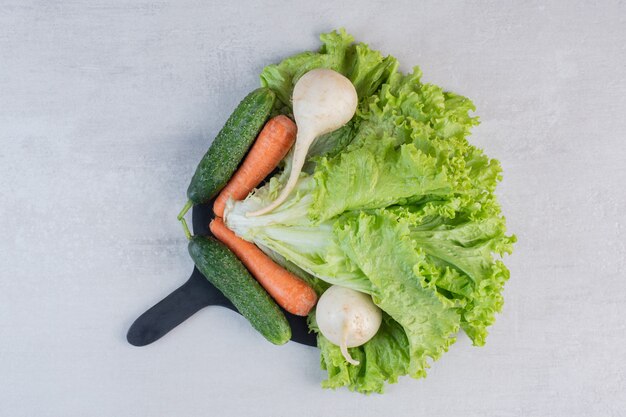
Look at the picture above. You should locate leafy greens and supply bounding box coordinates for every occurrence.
[225,29,515,393]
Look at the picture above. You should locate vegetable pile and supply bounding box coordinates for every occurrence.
[181,29,515,394]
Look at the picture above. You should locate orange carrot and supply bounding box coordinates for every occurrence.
[210,218,317,316]
[213,115,297,218]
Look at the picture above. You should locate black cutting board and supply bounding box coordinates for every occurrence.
[126,201,317,347]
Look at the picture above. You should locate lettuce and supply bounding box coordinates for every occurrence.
[226,175,374,294]
[225,29,515,393]
[335,211,461,379]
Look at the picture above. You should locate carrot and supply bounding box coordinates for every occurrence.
[210,218,317,316]
[213,115,297,218]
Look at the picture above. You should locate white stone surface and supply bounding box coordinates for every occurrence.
[1,1,625,416]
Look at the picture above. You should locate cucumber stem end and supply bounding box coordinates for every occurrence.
[177,200,193,220]
[180,218,192,240]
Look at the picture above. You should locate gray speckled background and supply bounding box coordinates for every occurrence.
[1,1,625,416]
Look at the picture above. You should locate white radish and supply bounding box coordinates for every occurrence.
[247,69,358,217]
[315,285,382,366]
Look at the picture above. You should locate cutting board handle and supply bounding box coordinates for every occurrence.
[126,268,235,346]
[127,202,317,347]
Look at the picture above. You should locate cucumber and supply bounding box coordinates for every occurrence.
[187,88,276,205]
[188,235,291,345]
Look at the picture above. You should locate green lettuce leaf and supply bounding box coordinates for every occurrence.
[405,212,516,345]
[311,137,451,221]
[309,66,491,222]
[335,211,460,378]
[224,29,515,393]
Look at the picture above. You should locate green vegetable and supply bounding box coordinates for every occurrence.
[178,88,276,226]
[188,235,291,345]
[187,87,275,203]
[225,29,515,393]
[335,212,461,378]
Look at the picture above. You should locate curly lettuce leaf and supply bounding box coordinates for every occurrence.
[310,67,494,222]
[335,211,460,378]
[405,212,516,345]
[311,137,451,221]
[224,29,515,393]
